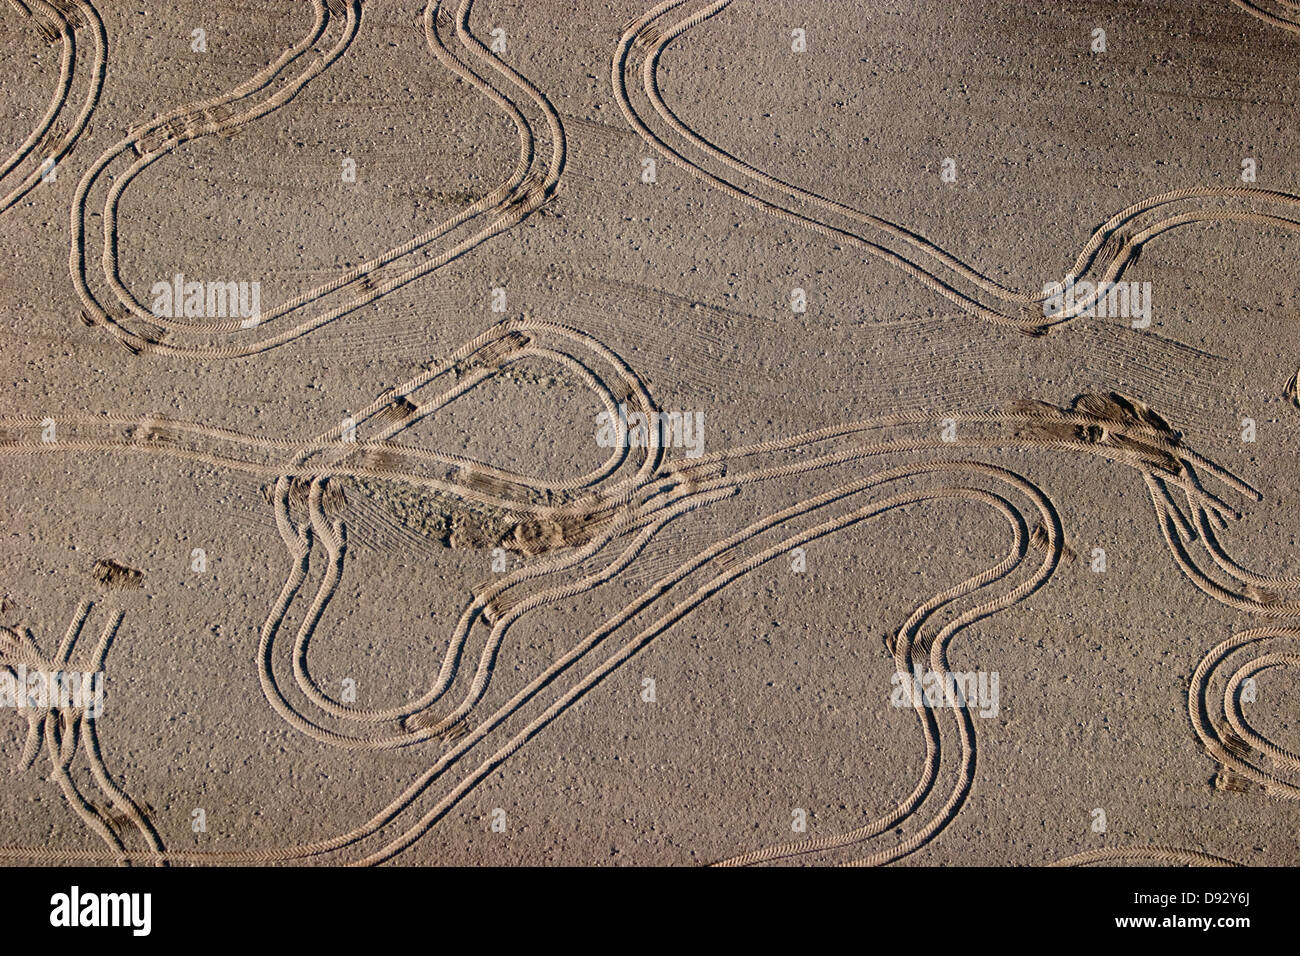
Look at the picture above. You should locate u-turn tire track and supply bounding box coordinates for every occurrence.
[73,0,566,358]
[0,0,105,215]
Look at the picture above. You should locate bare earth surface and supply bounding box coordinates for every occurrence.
[1,0,1298,866]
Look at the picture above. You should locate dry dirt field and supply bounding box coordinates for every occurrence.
[1,0,1298,867]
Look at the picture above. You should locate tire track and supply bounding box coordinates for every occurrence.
[0,0,105,215]
[614,0,1300,408]
[1,313,1291,862]
[73,0,566,358]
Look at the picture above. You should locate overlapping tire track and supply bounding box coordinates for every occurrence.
[4,0,1298,865]
[0,315,1294,864]
[0,598,162,866]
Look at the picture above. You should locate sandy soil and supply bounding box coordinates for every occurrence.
[1,0,1298,866]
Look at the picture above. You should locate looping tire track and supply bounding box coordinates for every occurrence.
[0,311,1293,864]
[1190,628,1300,800]
[71,0,566,358]
[1045,627,1300,868]
[4,0,1298,865]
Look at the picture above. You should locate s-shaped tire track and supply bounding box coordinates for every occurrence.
[616,0,1300,407]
